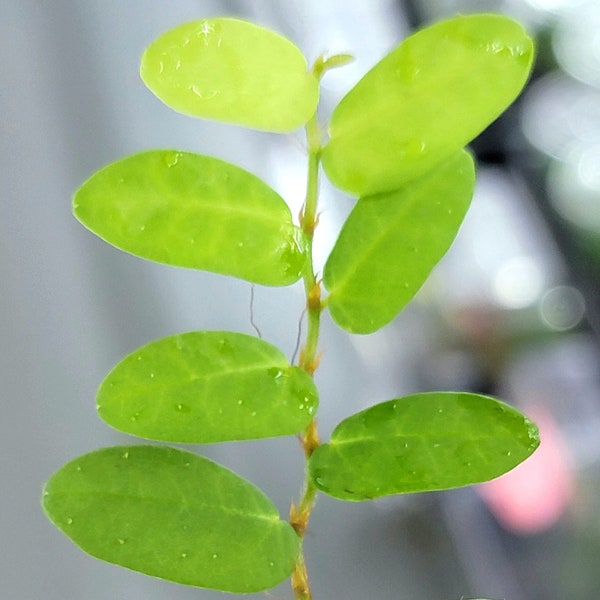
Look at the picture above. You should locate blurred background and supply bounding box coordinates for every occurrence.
[3,1,600,598]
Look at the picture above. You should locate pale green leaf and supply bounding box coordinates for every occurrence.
[42,446,299,592]
[324,151,475,334]
[309,393,540,501]
[97,331,318,443]
[140,18,319,132]
[73,150,307,286]
[322,14,534,196]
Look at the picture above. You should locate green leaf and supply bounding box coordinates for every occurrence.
[140,18,319,132]
[42,446,299,592]
[308,392,540,501]
[97,331,318,443]
[324,150,475,334]
[73,150,307,286]
[322,14,534,196]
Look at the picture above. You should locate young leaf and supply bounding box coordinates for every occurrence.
[324,150,475,334]
[140,18,319,132]
[73,150,307,286]
[42,446,300,592]
[308,392,540,501]
[322,14,534,196]
[97,331,318,443]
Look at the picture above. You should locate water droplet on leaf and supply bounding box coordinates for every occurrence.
[268,367,284,379]
[164,152,182,168]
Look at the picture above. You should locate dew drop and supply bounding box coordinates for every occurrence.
[66,517,73,525]
[176,403,191,413]
[212,553,218,559]
[438,408,444,414]
[139,225,146,232]
[137,355,143,361]
[447,209,453,215]
[164,152,182,168]
[268,367,284,379]
[198,21,215,37]
[237,399,243,406]
[218,338,234,354]
[251,411,257,417]
[269,561,275,567]
[433,443,441,449]
[117,538,126,545]
[506,450,512,457]
[190,85,218,99]
[122,451,129,459]
[184,462,191,468]
[130,411,141,422]
[149,372,155,379]
[181,552,188,559]
[75,466,82,472]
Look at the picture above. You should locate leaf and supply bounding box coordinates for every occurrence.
[324,150,475,334]
[97,331,318,443]
[308,392,540,501]
[73,150,307,286]
[42,446,300,592]
[140,18,319,132]
[322,14,534,196]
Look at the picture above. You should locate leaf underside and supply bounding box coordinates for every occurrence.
[309,392,540,501]
[141,17,319,132]
[73,150,307,286]
[97,331,318,443]
[42,446,300,592]
[324,150,475,334]
[322,14,534,196]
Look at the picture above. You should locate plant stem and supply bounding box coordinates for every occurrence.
[290,102,323,600]
[298,111,323,377]
[291,54,351,600]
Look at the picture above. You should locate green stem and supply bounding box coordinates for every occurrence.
[298,111,322,376]
[291,54,351,600]
[290,103,323,600]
